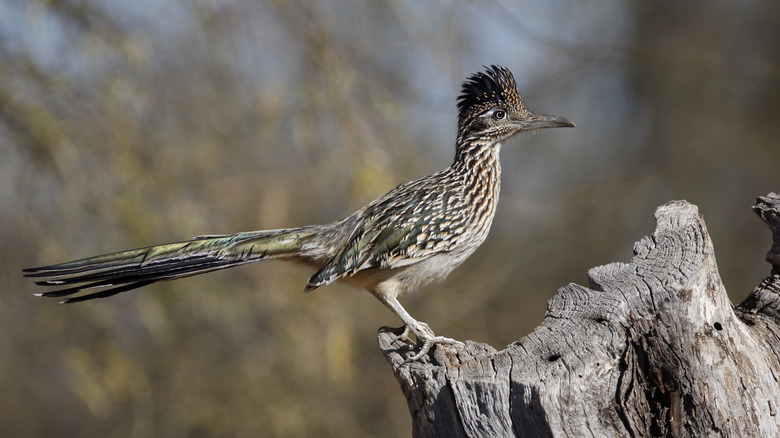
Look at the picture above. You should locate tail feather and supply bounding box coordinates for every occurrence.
[35,281,156,302]
[24,227,323,303]
[32,254,229,286]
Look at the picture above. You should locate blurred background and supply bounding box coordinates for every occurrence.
[2,0,779,436]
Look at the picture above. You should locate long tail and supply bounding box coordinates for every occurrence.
[23,226,327,303]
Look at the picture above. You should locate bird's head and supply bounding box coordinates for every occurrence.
[456,65,574,144]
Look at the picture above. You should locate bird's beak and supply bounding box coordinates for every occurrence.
[521,114,575,130]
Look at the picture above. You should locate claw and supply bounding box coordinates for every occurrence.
[379,325,413,345]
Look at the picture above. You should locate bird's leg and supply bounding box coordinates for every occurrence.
[375,293,462,362]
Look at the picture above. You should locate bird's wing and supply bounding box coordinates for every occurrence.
[306,176,466,289]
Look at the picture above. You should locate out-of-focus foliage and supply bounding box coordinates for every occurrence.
[2,0,778,436]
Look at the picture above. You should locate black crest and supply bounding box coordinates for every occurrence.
[457,65,522,126]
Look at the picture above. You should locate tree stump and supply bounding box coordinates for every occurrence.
[378,194,780,437]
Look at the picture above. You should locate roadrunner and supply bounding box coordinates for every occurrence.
[24,65,574,361]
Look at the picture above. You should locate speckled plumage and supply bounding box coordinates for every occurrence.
[24,65,574,361]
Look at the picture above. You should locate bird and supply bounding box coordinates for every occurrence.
[23,65,574,361]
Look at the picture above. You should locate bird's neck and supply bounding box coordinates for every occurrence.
[451,139,503,236]
[452,139,503,177]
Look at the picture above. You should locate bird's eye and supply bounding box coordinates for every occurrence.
[492,109,506,120]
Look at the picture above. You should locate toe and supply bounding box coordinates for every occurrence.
[379,324,413,344]
[405,339,433,363]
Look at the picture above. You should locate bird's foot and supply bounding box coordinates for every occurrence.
[378,324,413,344]
[406,334,463,362]
[380,321,463,362]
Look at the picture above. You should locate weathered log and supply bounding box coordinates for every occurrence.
[379,194,780,437]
